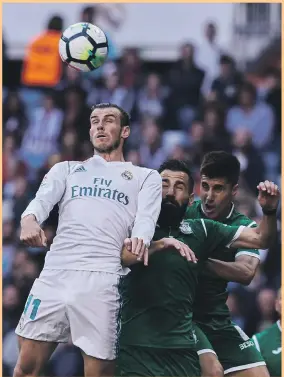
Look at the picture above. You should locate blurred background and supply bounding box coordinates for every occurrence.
[2,3,281,376]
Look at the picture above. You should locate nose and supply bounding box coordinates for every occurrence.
[206,189,214,202]
[97,122,104,131]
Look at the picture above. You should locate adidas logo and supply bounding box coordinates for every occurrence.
[74,166,87,173]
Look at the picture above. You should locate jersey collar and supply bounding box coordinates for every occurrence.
[277,320,281,332]
[92,154,133,166]
[200,202,235,219]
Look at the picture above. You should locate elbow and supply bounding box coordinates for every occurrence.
[239,268,255,286]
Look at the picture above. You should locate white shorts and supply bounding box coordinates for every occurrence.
[15,269,124,360]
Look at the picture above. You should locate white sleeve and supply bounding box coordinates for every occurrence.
[21,162,69,225]
[131,170,162,247]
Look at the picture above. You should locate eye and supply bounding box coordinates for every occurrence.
[214,186,223,193]
[202,183,209,190]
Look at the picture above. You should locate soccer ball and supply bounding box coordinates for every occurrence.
[59,22,108,72]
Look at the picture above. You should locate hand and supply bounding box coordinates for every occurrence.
[124,238,148,266]
[162,238,197,263]
[20,216,47,247]
[257,181,280,212]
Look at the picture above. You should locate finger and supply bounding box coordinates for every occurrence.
[130,238,138,254]
[40,230,47,246]
[258,182,266,192]
[270,182,277,196]
[189,249,198,263]
[137,242,146,260]
[143,248,149,266]
[133,238,142,255]
[264,180,272,194]
[183,245,197,263]
[27,234,41,247]
[124,238,132,252]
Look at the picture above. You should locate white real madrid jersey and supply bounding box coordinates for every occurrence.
[21,155,162,275]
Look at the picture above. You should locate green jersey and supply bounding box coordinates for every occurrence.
[119,218,243,349]
[252,321,282,377]
[185,200,260,327]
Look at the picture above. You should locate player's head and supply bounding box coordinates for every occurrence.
[90,103,130,154]
[200,151,240,220]
[158,159,194,228]
[275,288,281,318]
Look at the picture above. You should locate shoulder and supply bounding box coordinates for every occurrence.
[230,210,257,227]
[254,322,278,342]
[132,166,162,187]
[185,200,202,218]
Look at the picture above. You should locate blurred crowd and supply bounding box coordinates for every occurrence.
[2,7,281,377]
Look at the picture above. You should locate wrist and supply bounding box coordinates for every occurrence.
[262,208,277,216]
[21,214,37,225]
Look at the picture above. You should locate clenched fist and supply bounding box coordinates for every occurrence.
[257,180,280,213]
[20,215,47,247]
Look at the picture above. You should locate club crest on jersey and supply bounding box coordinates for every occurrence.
[179,221,193,235]
[121,171,133,180]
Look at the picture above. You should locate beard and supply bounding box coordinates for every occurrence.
[158,197,188,229]
[93,134,121,154]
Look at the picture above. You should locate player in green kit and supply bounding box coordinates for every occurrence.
[252,289,281,377]
[186,151,275,377]
[115,159,280,377]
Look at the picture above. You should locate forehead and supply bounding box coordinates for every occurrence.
[201,175,228,186]
[161,170,189,184]
[90,107,120,119]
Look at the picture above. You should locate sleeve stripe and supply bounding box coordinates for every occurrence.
[226,225,245,248]
[252,335,261,352]
[201,219,207,237]
[248,221,257,228]
[235,251,261,260]
[140,170,154,191]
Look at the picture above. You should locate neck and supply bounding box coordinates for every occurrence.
[94,149,125,162]
[217,203,234,221]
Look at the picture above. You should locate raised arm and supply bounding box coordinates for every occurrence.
[124,170,162,264]
[20,162,68,247]
[231,181,279,250]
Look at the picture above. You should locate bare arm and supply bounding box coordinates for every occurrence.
[230,181,279,250]
[121,238,197,267]
[206,255,260,285]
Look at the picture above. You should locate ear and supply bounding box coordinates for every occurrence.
[121,125,130,140]
[188,192,195,206]
[232,184,238,197]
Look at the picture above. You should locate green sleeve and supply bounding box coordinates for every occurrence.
[234,221,260,260]
[202,219,244,255]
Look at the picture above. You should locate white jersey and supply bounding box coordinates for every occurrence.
[22,155,162,275]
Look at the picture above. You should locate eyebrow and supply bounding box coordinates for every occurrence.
[90,114,116,120]
[162,178,185,186]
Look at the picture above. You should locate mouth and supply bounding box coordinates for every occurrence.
[204,203,216,214]
[96,134,107,140]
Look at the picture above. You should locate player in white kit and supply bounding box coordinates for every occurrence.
[14,103,162,377]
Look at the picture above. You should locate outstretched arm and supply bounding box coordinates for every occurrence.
[121,238,197,267]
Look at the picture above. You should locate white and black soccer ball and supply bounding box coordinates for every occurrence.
[59,22,108,72]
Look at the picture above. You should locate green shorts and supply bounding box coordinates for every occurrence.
[193,322,266,375]
[116,345,201,377]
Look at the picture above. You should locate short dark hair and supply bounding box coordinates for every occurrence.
[200,151,240,186]
[90,103,130,128]
[158,159,194,193]
[47,15,63,32]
